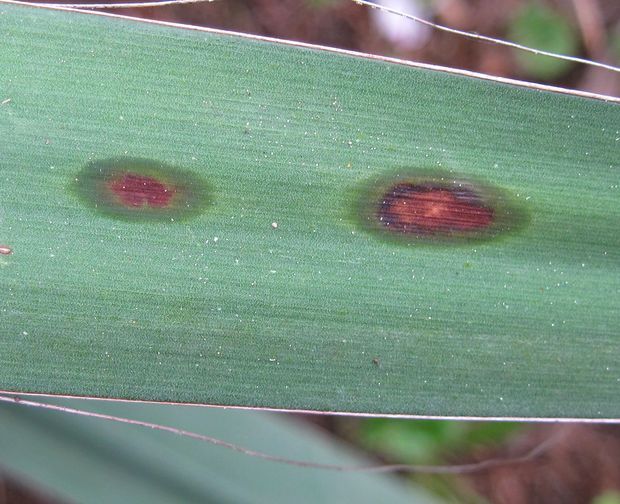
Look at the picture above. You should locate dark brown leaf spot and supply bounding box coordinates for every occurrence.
[379,183,494,234]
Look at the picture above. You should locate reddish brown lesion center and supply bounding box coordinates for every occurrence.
[378,183,494,234]
[107,173,174,208]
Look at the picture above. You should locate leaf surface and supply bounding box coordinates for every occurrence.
[0,2,618,419]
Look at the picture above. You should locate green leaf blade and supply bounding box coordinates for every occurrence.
[0,2,618,419]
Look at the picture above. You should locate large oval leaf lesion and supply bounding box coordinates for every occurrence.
[351,169,531,245]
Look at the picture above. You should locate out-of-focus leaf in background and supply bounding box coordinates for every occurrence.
[0,397,440,504]
[508,2,579,80]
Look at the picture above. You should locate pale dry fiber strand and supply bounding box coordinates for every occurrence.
[0,394,565,474]
[10,0,620,74]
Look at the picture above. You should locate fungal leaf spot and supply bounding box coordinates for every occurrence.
[71,157,211,222]
[379,184,494,234]
[107,174,174,209]
[354,169,529,245]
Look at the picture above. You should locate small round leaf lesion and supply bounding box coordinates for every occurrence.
[70,157,212,222]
